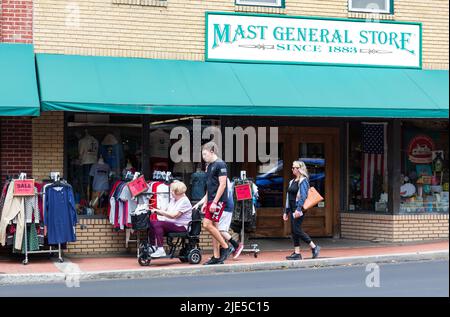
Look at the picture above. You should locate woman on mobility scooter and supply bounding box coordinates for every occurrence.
[149,181,192,257]
[137,180,203,266]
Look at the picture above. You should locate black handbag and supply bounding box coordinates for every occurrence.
[131,213,150,230]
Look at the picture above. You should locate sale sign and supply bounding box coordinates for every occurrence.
[128,176,149,198]
[13,179,35,196]
[235,183,252,201]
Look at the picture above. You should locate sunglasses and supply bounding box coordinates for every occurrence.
[292,167,300,170]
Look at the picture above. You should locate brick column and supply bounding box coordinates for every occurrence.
[0,118,33,183]
[0,0,34,183]
[0,0,33,43]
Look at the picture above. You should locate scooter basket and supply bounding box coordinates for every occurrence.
[131,213,150,230]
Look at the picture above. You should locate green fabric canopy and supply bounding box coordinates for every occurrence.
[36,53,449,118]
[0,44,40,116]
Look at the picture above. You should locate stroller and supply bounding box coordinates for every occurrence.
[133,207,203,266]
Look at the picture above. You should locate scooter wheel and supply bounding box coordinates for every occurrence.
[138,257,151,266]
[188,249,202,265]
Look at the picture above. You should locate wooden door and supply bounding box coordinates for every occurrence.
[289,128,339,237]
[250,127,339,238]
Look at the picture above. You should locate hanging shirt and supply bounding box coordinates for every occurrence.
[44,184,77,244]
[224,179,234,213]
[149,129,170,158]
[190,171,207,201]
[89,163,111,192]
[78,135,99,165]
[100,143,123,170]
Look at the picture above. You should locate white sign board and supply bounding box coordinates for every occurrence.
[206,12,421,68]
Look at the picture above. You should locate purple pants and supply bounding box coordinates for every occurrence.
[148,221,187,247]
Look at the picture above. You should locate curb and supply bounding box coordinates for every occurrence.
[0,250,448,286]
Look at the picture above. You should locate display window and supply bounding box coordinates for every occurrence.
[348,122,389,212]
[400,120,449,214]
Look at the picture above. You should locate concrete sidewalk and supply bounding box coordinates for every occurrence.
[0,240,448,285]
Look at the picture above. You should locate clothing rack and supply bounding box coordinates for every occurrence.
[125,173,173,250]
[19,172,63,265]
[234,176,260,258]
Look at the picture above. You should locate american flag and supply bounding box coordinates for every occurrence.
[361,123,387,199]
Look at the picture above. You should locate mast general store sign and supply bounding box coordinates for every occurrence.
[206,12,421,68]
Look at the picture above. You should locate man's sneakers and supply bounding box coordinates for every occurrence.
[151,247,167,258]
[286,252,302,260]
[312,245,321,259]
[233,242,244,259]
[203,257,223,265]
[218,245,235,263]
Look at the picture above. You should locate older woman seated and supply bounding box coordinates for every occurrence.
[149,181,192,258]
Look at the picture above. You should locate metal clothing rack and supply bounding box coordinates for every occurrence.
[18,172,63,265]
[235,175,260,258]
[125,172,173,251]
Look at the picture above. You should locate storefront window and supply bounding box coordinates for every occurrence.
[299,143,326,199]
[399,120,449,214]
[256,143,283,208]
[147,117,221,203]
[348,122,389,212]
[66,114,142,218]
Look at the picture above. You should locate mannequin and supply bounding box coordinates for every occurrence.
[78,129,99,201]
[101,133,123,177]
[190,164,207,201]
[89,156,111,216]
[149,128,170,172]
[122,159,136,180]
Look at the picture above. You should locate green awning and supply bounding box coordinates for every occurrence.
[36,53,449,118]
[0,44,40,116]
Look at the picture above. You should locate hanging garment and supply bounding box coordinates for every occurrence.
[0,180,10,220]
[44,183,78,244]
[13,223,39,254]
[0,180,25,250]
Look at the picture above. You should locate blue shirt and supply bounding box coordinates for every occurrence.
[190,171,207,201]
[44,184,78,244]
[224,180,234,213]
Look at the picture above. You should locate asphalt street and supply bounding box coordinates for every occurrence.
[0,260,448,297]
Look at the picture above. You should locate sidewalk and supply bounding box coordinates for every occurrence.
[0,240,448,285]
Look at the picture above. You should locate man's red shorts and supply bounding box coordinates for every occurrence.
[204,201,226,223]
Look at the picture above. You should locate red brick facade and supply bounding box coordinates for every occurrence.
[0,0,33,43]
[0,0,34,181]
[0,118,33,183]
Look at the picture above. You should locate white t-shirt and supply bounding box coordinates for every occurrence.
[79,135,99,165]
[158,196,192,229]
[149,129,170,158]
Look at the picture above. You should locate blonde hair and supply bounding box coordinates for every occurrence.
[170,181,187,195]
[293,160,309,179]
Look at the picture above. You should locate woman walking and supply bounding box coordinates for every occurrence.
[283,160,321,260]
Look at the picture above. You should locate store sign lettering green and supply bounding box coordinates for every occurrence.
[206,12,421,68]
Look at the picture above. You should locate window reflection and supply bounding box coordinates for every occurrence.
[299,143,326,199]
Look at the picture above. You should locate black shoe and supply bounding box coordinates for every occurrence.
[312,246,321,259]
[286,252,302,260]
[203,257,223,265]
[218,246,235,262]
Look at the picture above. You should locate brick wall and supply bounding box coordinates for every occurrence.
[33,0,449,69]
[0,118,33,183]
[341,213,449,242]
[0,0,33,43]
[31,111,64,181]
[65,218,214,256]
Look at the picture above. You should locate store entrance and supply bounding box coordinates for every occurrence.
[247,127,339,238]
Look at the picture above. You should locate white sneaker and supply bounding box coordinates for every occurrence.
[149,246,157,254]
[151,247,167,258]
